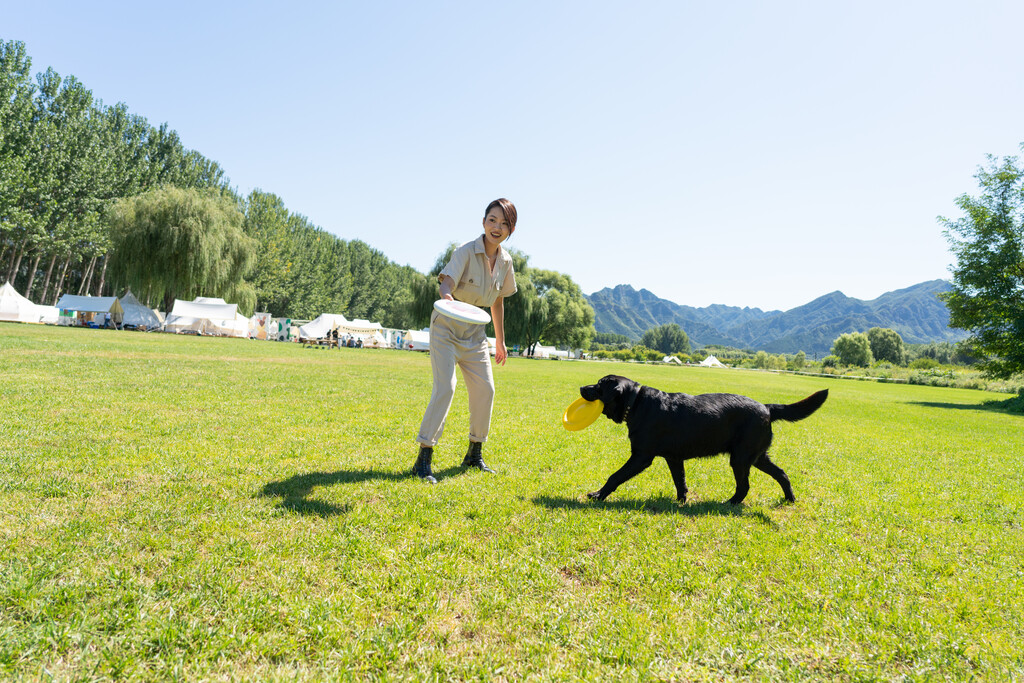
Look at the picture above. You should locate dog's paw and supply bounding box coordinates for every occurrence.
[586,491,605,501]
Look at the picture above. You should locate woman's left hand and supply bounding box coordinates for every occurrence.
[495,343,508,366]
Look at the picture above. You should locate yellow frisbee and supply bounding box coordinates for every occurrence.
[562,397,604,431]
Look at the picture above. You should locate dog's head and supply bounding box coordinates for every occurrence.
[579,375,640,424]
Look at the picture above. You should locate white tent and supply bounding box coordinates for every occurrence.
[663,355,683,365]
[338,318,384,338]
[37,305,59,324]
[164,297,246,337]
[402,329,430,351]
[1,281,49,323]
[54,294,125,326]
[699,355,725,367]
[119,291,162,330]
[298,313,349,340]
[363,330,389,348]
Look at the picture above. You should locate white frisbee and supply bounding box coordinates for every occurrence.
[434,298,491,325]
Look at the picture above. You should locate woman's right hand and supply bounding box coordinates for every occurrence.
[438,275,456,301]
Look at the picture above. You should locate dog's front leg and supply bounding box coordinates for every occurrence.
[666,459,688,502]
[588,446,653,501]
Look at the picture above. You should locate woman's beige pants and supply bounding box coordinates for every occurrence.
[416,311,494,447]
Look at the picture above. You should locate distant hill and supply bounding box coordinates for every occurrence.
[586,280,967,355]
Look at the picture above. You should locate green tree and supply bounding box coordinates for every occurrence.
[640,323,691,355]
[107,187,256,313]
[940,148,1024,378]
[867,327,906,365]
[832,332,873,367]
[593,332,632,349]
[791,350,807,370]
[530,268,595,350]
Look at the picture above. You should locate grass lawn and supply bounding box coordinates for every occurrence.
[1,322,1022,681]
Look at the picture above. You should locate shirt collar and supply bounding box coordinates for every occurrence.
[473,234,508,263]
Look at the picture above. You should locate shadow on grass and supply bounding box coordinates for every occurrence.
[532,494,778,526]
[259,466,468,517]
[909,400,1021,414]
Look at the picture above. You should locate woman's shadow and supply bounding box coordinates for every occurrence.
[259,465,465,517]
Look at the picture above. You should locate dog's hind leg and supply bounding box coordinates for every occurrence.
[727,452,753,505]
[753,453,795,503]
[666,459,688,502]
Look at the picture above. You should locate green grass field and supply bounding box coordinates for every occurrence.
[2,323,1022,681]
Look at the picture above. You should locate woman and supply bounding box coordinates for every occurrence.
[414,198,518,483]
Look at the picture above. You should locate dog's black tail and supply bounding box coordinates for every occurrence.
[767,389,828,423]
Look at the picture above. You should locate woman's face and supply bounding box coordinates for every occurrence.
[482,207,512,249]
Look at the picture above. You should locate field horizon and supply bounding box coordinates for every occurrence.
[2,323,1022,681]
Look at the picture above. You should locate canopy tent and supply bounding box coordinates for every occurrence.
[298,313,386,342]
[118,291,162,330]
[164,297,246,337]
[1,281,50,323]
[663,355,683,365]
[338,318,384,337]
[699,355,725,367]
[298,313,349,340]
[54,294,124,326]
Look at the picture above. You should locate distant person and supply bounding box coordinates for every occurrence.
[413,198,518,483]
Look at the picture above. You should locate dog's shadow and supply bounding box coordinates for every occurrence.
[259,465,466,517]
[532,494,779,526]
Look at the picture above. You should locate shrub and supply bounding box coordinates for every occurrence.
[909,357,940,370]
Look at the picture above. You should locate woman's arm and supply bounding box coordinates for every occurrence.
[491,296,507,365]
[438,275,455,301]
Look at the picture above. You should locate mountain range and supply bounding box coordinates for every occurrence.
[585,280,967,356]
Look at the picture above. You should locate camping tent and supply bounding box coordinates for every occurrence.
[1,281,49,323]
[164,297,246,337]
[119,291,162,330]
[402,329,430,351]
[298,313,349,340]
[699,355,725,367]
[54,294,125,326]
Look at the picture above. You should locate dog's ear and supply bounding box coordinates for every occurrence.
[598,376,626,407]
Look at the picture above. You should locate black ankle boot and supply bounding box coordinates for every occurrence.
[413,446,437,484]
[461,441,495,473]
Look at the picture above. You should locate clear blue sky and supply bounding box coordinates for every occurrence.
[6,1,1024,311]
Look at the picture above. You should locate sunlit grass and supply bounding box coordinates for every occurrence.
[1,322,1022,680]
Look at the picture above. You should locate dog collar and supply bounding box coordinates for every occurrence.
[622,385,641,421]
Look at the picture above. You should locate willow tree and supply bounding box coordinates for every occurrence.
[107,186,256,313]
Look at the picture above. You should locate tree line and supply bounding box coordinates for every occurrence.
[1,38,595,343]
[1,39,229,306]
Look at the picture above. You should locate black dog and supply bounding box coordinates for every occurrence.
[580,375,828,505]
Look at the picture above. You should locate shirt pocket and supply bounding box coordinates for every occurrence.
[464,258,485,291]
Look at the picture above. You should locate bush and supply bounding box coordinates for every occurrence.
[909,357,940,370]
[821,355,839,369]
